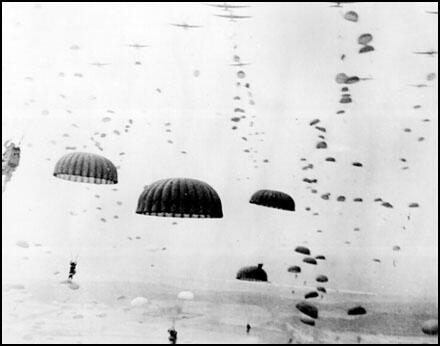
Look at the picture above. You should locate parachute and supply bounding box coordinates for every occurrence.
[347,306,367,316]
[316,286,327,294]
[316,141,328,149]
[131,297,149,307]
[287,265,301,273]
[315,255,326,260]
[303,257,317,265]
[136,178,223,218]
[316,275,328,283]
[295,246,311,255]
[296,301,319,319]
[236,263,268,282]
[358,33,373,45]
[359,45,375,54]
[344,11,359,22]
[177,291,194,301]
[53,152,118,184]
[249,189,295,211]
[304,291,319,299]
[421,319,438,335]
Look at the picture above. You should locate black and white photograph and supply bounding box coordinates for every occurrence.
[2,2,438,344]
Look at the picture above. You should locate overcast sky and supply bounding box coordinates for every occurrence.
[2,2,438,299]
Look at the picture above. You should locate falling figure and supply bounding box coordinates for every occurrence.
[246,324,251,334]
[2,140,21,193]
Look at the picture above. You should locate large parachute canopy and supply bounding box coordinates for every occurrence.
[53,152,118,184]
[136,178,223,218]
[249,189,295,211]
[236,263,268,282]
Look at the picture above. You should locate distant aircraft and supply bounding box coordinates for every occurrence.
[90,62,111,67]
[127,43,149,49]
[205,3,251,11]
[413,50,438,56]
[230,62,251,67]
[170,23,202,29]
[409,84,429,88]
[329,2,357,7]
[214,13,252,21]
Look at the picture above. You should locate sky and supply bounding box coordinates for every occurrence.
[2,2,438,299]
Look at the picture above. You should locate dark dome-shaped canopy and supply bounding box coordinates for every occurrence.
[316,275,328,283]
[287,265,301,274]
[295,246,311,255]
[347,306,367,316]
[296,301,319,319]
[53,152,118,184]
[303,257,318,265]
[136,178,223,218]
[249,189,295,211]
[236,264,268,282]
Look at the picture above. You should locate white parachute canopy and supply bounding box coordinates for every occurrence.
[177,291,194,301]
[130,296,149,307]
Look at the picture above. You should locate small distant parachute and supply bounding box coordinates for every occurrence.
[236,263,268,282]
[340,96,352,104]
[344,11,359,22]
[373,258,381,263]
[305,291,319,299]
[287,265,301,274]
[359,45,374,54]
[237,71,246,79]
[131,297,149,307]
[353,198,363,202]
[310,119,320,126]
[426,73,436,81]
[316,286,327,294]
[177,291,194,301]
[53,152,118,184]
[296,301,319,319]
[315,255,326,261]
[16,240,30,248]
[249,189,295,211]
[421,319,438,336]
[358,33,373,45]
[316,141,327,149]
[382,202,394,209]
[316,275,328,283]
[136,178,223,218]
[336,73,349,84]
[347,306,367,316]
[303,257,317,265]
[336,196,346,202]
[321,193,330,200]
[392,245,401,251]
[295,246,311,255]
[408,202,419,208]
[325,157,336,162]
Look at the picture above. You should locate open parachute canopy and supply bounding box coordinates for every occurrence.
[236,263,268,282]
[136,178,223,218]
[53,152,118,184]
[249,189,295,211]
